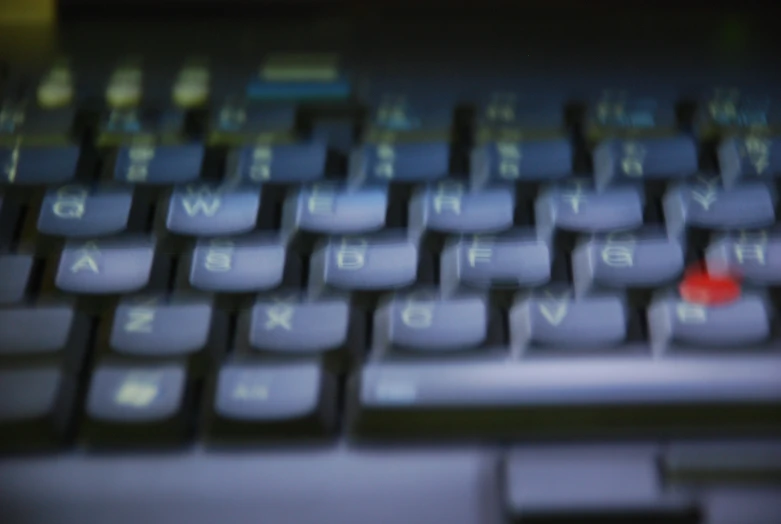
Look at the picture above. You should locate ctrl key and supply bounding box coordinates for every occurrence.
[0,368,76,451]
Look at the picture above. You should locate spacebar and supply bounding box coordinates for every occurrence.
[354,356,781,438]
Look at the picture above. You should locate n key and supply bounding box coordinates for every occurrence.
[230,141,327,183]
[166,182,261,237]
[706,229,781,285]
[594,136,698,189]
[38,184,136,238]
[718,134,781,186]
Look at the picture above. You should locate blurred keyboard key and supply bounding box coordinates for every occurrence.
[38,184,134,237]
[585,92,675,141]
[209,101,296,144]
[247,53,349,101]
[282,182,388,237]
[351,142,449,183]
[0,368,76,450]
[85,362,189,445]
[114,143,204,184]
[696,88,778,138]
[0,143,80,185]
[188,234,287,293]
[536,179,645,235]
[594,136,698,188]
[408,181,514,236]
[471,139,572,184]
[56,235,160,294]
[440,231,551,294]
[0,254,34,303]
[310,232,418,293]
[231,142,327,183]
[572,230,684,294]
[648,291,772,350]
[706,229,781,284]
[664,177,776,234]
[373,290,488,352]
[719,134,781,186]
[509,287,628,351]
[207,361,337,440]
[166,182,261,237]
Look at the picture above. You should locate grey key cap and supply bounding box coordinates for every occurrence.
[440,230,551,294]
[572,230,684,294]
[189,234,286,292]
[281,182,388,237]
[509,287,628,351]
[647,291,772,350]
[373,290,488,352]
[594,136,698,188]
[470,139,572,183]
[706,229,781,284]
[719,135,781,186]
[109,294,219,358]
[0,368,75,449]
[354,356,781,438]
[56,236,158,294]
[85,363,188,445]
[208,361,337,439]
[664,176,777,234]
[0,253,33,303]
[310,232,418,293]
[408,181,514,235]
[535,179,645,234]
[38,184,134,237]
[166,181,261,237]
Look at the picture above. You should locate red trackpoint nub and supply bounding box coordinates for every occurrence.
[678,262,741,305]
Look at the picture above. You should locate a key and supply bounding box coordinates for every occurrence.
[440,230,551,294]
[206,361,337,440]
[114,142,204,184]
[38,184,137,238]
[187,234,288,293]
[718,134,781,186]
[696,88,778,139]
[509,287,628,351]
[353,355,781,438]
[84,361,189,446]
[706,229,781,284]
[408,181,515,236]
[281,182,389,238]
[309,232,419,294]
[572,229,685,295]
[471,139,572,184]
[0,253,34,303]
[535,179,645,235]
[647,290,772,350]
[230,141,327,183]
[593,136,698,189]
[105,294,225,369]
[0,368,76,450]
[0,303,89,372]
[664,176,777,234]
[55,235,166,295]
[373,290,489,353]
[585,91,676,141]
[350,142,450,183]
[0,143,81,185]
[165,181,261,237]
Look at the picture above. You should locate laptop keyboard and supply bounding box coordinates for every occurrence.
[2,55,781,453]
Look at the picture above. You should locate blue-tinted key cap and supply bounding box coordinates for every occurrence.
[114,143,204,184]
[718,135,781,186]
[664,176,777,234]
[440,230,551,294]
[281,182,388,237]
[209,361,337,439]
[166,181,261,237]
[246,292,350,354]
[350,142,449,183]
[0,368,75,449]
[38,184,134,237]
[572,229,685,294]
[56,236,157,294]
[585,92,675,140]
[471,139,572,183]
[696,89,778,137]
[369,93,452,133]
[648,291,772,350]
[408,181,515,236]
[509,287,628,351]
[110,294,217,358]
[231,142,327,183]
[706,229,781,285]
[209,101,296,143]
[535,179,645,235]
[594,136,698,189]
[189,234,286,293]
[0,143,80,185]
[476,93,564,131]
[0,254,33,303]
[310,232,418,293]
[247,53,349,101]
[373,290,488,352]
